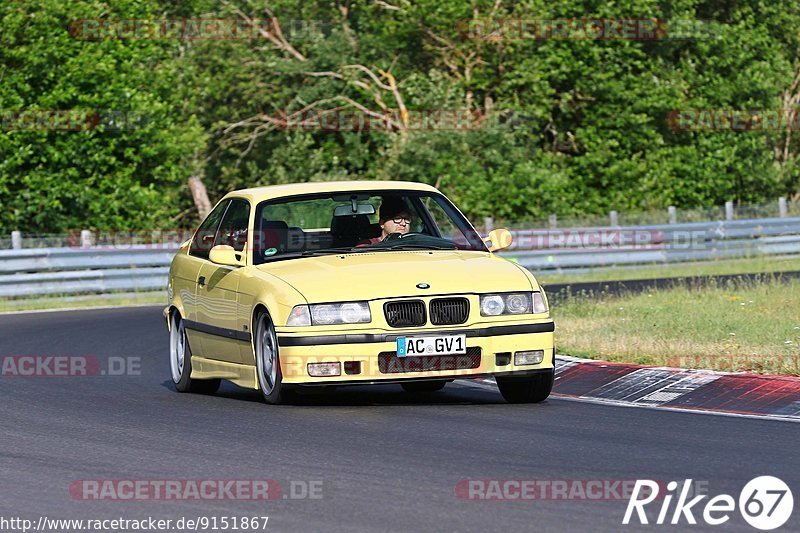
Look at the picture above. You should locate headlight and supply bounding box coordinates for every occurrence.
[505,293,531,314]
[312,304,340,325]
[480,292,547,316]
[480,295,506,316]
[339,302,371,323]
[286,302,372,326]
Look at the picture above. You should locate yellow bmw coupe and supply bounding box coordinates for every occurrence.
[165,181,555,404]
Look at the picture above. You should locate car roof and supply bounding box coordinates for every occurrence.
[223,180,440,203]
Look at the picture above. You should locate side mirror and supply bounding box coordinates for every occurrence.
[484,229,513,252]
[209,245,246,267]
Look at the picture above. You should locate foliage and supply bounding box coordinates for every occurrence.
[2,0,800,232]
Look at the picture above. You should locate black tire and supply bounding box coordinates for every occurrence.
[496,369,554,404]
[401,381,447,393]
[169,312,221,394]
[254,311,295,405]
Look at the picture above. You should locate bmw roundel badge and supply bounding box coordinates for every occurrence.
[416,283,430,289]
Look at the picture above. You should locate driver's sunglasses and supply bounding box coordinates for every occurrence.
[392,216,412,224]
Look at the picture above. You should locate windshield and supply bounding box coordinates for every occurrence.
[252,190,487,264]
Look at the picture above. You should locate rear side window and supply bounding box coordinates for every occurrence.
[214,199,251,253]
[189,200,230,259]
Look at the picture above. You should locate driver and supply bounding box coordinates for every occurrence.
[359,198,412,245]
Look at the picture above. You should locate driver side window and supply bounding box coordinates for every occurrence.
[214,199,250,253]
[189,200,230,260]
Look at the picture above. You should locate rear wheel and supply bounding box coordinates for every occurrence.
[254,311,295,405]
[496,369,554,403]
[401,381,447,393]
[170,312,220,394]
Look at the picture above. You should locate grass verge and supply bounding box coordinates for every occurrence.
[554,278,800,375]
[536,255,800,284]
[0,292,165,313]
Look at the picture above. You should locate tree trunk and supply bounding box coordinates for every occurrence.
[188,176,212,220]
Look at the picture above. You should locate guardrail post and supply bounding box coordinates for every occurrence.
[80,229,93,249]
[779,197,788,218]
[548,214,557,229]
[484,217,494,233]
[668,206,677,224]
[725,201,734,221]
[610,210,619,226]
[11,231,22,250]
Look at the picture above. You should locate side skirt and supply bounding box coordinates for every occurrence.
[190,356,258,389]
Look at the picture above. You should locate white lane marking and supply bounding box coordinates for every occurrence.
[455,378,800,423]
[550,393,800,424]
[588,368,723,405]
[557,354,599,365]
[555,360,579,375]
[637,372,722,404]
[454,379,497,391]
[550,355,800,417]
[0,303,163,316]
[638,390,686,403]
[774,400,800,418]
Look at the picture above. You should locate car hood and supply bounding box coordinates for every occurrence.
[255,250,533,302]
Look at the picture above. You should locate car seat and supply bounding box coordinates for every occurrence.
[330,214,380,247]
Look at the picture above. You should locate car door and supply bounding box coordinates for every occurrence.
[195,198,251,364]
[183,199,230,357]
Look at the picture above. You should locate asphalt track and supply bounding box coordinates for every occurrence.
[1,306,798,533]
[544,269,800,301]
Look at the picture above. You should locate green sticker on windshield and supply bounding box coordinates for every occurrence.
[264,248,278,257]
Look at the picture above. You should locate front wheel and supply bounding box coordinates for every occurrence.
[254,311,295,405]
[170,312,220,394]
[496,369,554,404]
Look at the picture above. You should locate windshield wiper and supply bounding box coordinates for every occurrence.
[260,244,455,263]
[377,244,456,251]
[261,246,374,262]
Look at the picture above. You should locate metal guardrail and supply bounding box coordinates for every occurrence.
[0,267,169,298]
[0,246,178,298]
[1,216,799,298]
[543,270,800,302]
[0,246,178,274]
[503,216,800,271]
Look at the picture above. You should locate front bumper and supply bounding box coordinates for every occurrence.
[275,321,555,385]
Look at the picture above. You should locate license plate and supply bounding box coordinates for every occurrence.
[396,335,467,357]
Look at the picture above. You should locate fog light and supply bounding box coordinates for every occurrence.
[495,353,511,366]
[514,350,544,366]
[344,361,361,375]
[307,362,341,377]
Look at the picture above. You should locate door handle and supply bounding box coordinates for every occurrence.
[197,276,206,287]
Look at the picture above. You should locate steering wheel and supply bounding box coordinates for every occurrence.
[384,232,424,240]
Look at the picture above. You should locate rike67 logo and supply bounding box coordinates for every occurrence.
[624,476,793,530]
